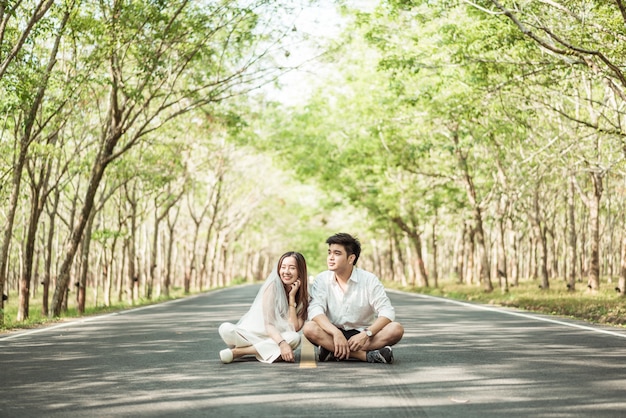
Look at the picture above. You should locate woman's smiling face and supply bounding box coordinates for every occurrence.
[279,256,299,286]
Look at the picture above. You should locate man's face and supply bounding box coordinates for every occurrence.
[327,244,353,271]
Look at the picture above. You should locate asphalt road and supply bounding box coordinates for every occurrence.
[2,285,626,417]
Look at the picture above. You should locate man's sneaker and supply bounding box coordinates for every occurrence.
[318,346,335,362]
[366,346,393,364]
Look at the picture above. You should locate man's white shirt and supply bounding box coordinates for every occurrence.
[308,267,395,330]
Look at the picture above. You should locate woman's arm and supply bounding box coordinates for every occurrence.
[262,284,296,362]
[288,280,304,331]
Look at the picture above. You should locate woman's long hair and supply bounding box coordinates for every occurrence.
[276,251,309,321]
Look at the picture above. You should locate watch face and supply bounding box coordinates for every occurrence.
[366,330,373,337]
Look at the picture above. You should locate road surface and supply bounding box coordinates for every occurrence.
[2,285,626,417]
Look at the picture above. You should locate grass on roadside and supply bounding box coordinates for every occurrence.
[388,278,626,327]
[1,277,252,333]
[6,277,625,332]
[0,286,198,333]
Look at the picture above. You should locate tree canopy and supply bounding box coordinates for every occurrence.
[2,0,626,326]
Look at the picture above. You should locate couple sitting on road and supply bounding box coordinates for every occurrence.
[218,233,404,364]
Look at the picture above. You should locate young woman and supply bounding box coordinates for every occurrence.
[218,251,309,364]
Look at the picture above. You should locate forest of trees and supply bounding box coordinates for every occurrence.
[1,0,626,327]
[0,0,331,325]
[240,0,626,295]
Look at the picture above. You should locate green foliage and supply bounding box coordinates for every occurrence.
[0,0,322,327]
[0,285,200,332]
[3,0,626,328]
[406,278,626,327]
[92,227,126,243]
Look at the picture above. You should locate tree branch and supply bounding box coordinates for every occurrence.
[489,0,626,103]
[615,0,626,23]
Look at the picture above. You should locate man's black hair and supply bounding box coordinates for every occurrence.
[326,233,361,265]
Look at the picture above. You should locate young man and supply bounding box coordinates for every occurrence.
[303,233,404,364]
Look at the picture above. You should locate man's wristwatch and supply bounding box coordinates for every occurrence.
[365,328,373,337]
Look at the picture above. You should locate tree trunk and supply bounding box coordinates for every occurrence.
[50,140,121,317]
[454,224,465,284]
[125,184,138,304]
[127,233,136,305]
[51,0,139,316]
[496,215,508,293]
[164,207,180,298]
[149,209,159,300]
[507,222,520,287]
[529,235,537,280]
[412,233,429,287]
[4,4,70,323]
[567,175,577,292]
[20,140,56,321]
[494,158,509,293]
[392,217,429,287]
[118,239,127,303]
[453,131,492,292]
[431,215,439,288]
[393,230,407,287]
[184,240,193,294]
[539,226,549,290]
[475,221,492,292]
[547,227,556,280]
[186,222,201,293]
[77,211,96,314]
[42,189,60,316]
[466,226,475,285]
[147,192,181,298]
[618,235,626,296]
[532,187,550,290]
[404,235,416,286]
[103,262,110,307]
[384,235,392,282]
[212,234,226,288]
[18,186,41,321]
[219,244,228,286]
[208,232,220,288]
[587,171,602,292]
[225,247,235,286]
[0,135,29,325]
[200,174,223,289]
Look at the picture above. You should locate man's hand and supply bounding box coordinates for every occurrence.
[348,331,370,352]
[332,332,350,360]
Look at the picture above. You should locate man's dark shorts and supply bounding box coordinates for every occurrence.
[339,328,361,340]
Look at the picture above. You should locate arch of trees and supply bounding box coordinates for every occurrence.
[238,0,626,296]
[0,0,333,326]
[3,0,626,327]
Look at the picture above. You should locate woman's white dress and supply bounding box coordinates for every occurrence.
[218,271,301,363]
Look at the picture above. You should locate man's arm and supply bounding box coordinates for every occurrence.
[347,274,396,351]
[347,315,391,352]
[369,276,396,321]
[308,273,351,359]
[311,313,351,360]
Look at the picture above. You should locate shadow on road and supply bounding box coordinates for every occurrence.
[2,286,626,417]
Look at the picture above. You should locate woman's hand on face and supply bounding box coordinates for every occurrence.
[289,279,300,299]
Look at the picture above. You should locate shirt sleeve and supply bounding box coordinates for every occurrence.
[307,273,328,320]
[369,277,396,322]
